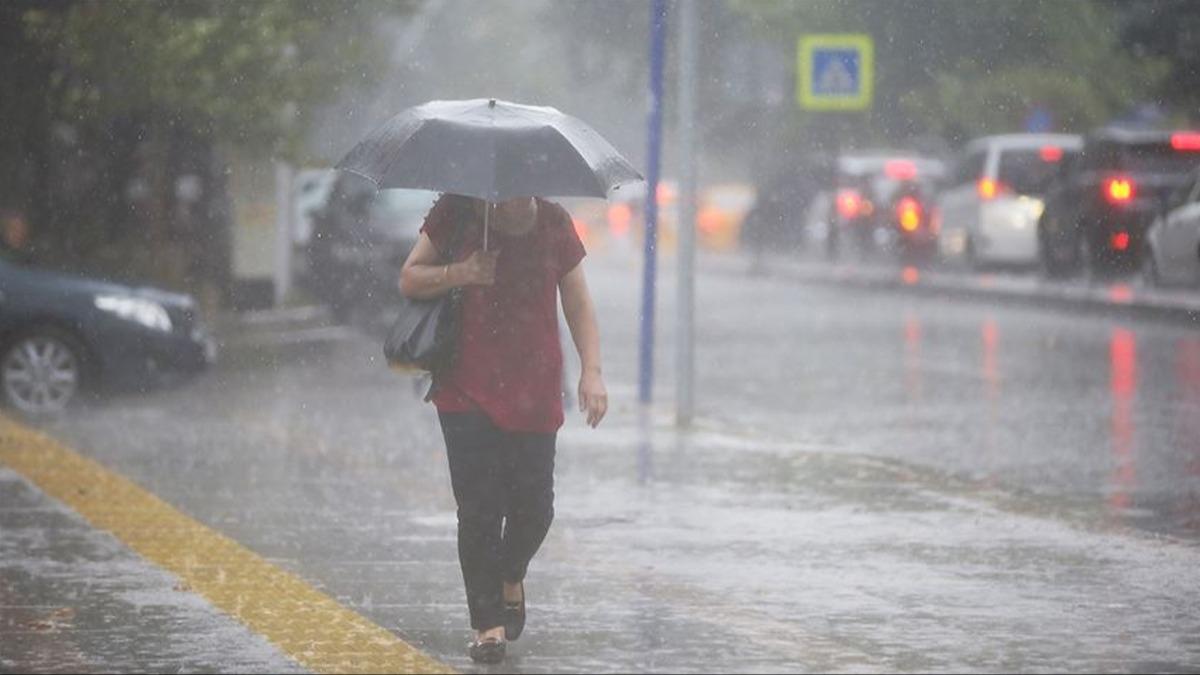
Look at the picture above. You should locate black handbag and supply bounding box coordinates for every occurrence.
[383,200,470,376]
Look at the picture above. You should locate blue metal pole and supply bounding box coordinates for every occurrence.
[640,0,667,406]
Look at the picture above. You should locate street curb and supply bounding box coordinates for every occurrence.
[713,255,1200,324]
[214,305,334,340]
[225,304,331,327]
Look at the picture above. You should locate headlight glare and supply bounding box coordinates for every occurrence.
[94,295,173,332]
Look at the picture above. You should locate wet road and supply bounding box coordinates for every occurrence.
[4,251,1200,672]
[636,253,1200,541]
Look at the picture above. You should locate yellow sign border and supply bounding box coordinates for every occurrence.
[797,34,874,111]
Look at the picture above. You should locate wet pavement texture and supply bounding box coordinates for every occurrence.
[0,467,305,674]
[4,252,1200,673]
[683,252,1200,542]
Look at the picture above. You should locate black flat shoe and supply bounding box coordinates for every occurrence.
[503,581,526,641]
[469,636,506,664]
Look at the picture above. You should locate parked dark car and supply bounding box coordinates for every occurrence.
[303,172,438,320]
[0,249,215,415]
[1039,128,1200,276]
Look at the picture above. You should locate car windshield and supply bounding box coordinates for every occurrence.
[997,148,1077,195]
[1119,143,1200,175]
[838,154,944,202]
[367,189,439,239]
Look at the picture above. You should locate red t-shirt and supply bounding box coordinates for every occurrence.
[420,195,586,433]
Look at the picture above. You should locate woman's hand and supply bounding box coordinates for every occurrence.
[455,249,500,286]
[578,368,608,428]
[401,236,498,298]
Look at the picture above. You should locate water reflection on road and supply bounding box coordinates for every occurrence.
[631,259,1200,542]
[1109,328,1137,515]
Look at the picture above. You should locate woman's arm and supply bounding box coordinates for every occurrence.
[559,262,607,428]
[400,234,498,300]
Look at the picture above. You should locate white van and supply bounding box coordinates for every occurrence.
[936,134,1082,267]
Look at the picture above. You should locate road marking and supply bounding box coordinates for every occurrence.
[0,414,453,675]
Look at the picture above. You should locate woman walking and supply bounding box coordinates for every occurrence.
[400,193,608,664]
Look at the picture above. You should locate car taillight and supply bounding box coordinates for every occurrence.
[896,196,922,232]
[1039,145,1063,162]
[1171,132,1200,151]
[977,178,1009,200]
[1104,176,1135,205]
[836,189,864,219]
[885,160,918,181]
[607,202,632,236]
[1110,232,1131,251]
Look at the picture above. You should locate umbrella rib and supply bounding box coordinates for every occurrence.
[336,99,642,201]
[373,113,432,191]
[501,106,611,198]
[337,166,382,188]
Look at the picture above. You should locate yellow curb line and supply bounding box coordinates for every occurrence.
[0,414,454,674]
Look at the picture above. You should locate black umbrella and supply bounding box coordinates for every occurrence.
[336,98,643,249]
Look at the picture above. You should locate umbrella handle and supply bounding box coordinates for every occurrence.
[483,201,490,252]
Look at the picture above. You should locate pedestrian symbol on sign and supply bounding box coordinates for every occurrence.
[798,35,874,111]
[813,50,859,96]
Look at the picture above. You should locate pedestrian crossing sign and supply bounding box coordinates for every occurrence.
[798,34,874,111]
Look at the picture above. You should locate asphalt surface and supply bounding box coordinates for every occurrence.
[3,250,1200,673]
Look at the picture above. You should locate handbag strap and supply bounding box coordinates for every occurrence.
[423,196,473,403]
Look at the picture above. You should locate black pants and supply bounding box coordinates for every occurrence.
[438,412,556,631]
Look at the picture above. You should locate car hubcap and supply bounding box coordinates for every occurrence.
[2,337,79,415]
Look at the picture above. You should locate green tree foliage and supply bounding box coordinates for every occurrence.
[1,0,412,295]
[1116,0,1200,118]
[14,0,406,160]
[734,0,1166,144]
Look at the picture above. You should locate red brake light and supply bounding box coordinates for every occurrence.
[977,178,1009,200]
[1039,146,1063,162]
[1104,176,1135,205]
[607,202,632,236]
[896,196,922,232]
[1171,133,1200,151]
[885,160,918,181]
[836,189,864,219]
[1110,232,1131,251]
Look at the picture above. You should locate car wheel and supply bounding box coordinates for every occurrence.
[825,229,840,261]
[1082,234,1120,281]
[965,233,983,271]
[1040,224,1079,278]
[1,330,85,416]
[1142,245,1162,287]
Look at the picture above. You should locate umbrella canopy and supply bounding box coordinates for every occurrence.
[336,98,643,203]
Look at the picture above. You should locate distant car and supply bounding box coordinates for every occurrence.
[291,168,337,247]
[743,162,827,254]
[1144,167,1200,287]
[304,172,439,319]
[825,151,946,260]
[801,190,835,247]
[936,134,1082,268]
[1039,129,1200,276]
[0,250,215,415]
